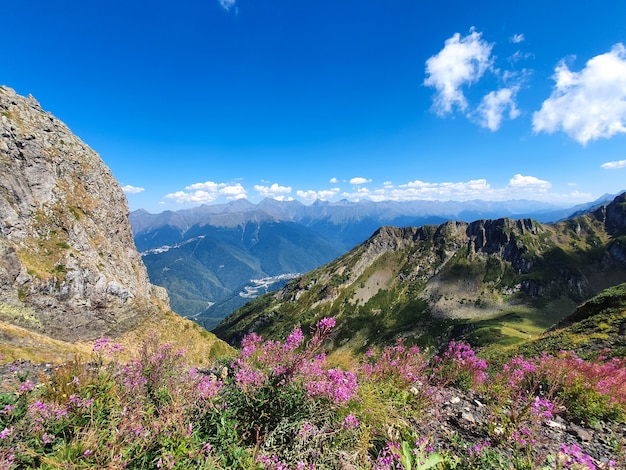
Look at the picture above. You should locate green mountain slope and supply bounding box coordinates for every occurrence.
[213,194,626,354]
[141,221,344,318]
[508,282,626,360]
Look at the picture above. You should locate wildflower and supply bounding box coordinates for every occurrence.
[67,376,80,386]
[469,440,490,457]
[42,432,55,445]
[0,427,12,440]
[285,327,304,351]
[531,396,554,419]
[18,380,35,393]
[201,442,212,454]
[558,443,597,469]
[83,449,93,457]
[317,317,336,330]
[93,337,110,352]
[342,414,359,429]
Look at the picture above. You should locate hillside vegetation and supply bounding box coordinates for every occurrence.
[1,288,625,468]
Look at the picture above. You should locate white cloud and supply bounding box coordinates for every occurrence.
[393,178,493,200]
[511,34,525,44]
[296,188,341,203]
[507,174,551,191]
[533,43,626,145]
[424,29,494,115]
[219,0,236,11]
[254,183,293,200]
[340,186,375,202]
[336,176,561,202]
[349,177,372,185]
[601,159,626,169]
[165,181,247,204]
[475,87,521,131]
[121,185,145,194]
[329,177,338,184]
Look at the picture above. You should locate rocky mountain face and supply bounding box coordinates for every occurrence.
[213,193,626,352]
[0,86,170,342]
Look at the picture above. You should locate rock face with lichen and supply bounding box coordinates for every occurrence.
[0,85,169,342]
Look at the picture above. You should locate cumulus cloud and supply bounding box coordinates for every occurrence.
[533,43,626,145]
[349,177,372,185]
[296,188,341,203]
[254,183,293,200]
[393,178,493,201]
[121,185,145,194]
[601,159,626,169]
[219,0,236,11]
[507,174,551,191]
[424,29,494,115]
[511,34,525,44]
[165,181,247,204]
[475,87,521,130]
[335,175,560,203]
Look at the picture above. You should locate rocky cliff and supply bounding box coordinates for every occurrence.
[0,86,169,342]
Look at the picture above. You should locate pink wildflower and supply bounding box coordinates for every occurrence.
[342,414,359,429]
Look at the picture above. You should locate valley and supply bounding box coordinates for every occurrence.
[131,194,618,330]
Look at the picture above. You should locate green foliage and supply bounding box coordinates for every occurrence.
[560,378,623,426]
[68,206,82,221]
[1,322,625,469]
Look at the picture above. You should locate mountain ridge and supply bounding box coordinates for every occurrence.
[212,193,626,353]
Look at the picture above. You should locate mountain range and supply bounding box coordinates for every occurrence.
[130,194,619,329]
[213,192,626,355]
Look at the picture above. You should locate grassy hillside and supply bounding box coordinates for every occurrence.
[510,282,626,361]
[0,308,233,367]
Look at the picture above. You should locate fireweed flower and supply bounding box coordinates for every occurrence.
[2,404,16,414]
[317,317,336,331]
[469,440,490,457]
[285,328,304,351]
[342,414,359,429]
[93,337,122,355]
[531,396,554,418]
[0,427,12,440]
[18,380,35,393]
[67,376,80,386]
[559,443,598,469]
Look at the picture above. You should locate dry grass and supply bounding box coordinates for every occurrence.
[0,320,90,364]
[113,309,235,365]
[0,307,234,367]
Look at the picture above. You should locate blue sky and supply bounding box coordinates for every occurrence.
[3,0,626,213]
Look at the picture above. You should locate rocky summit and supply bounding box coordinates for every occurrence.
[0,86,169,342]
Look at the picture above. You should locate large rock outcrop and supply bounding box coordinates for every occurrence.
[0,86,168,341]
